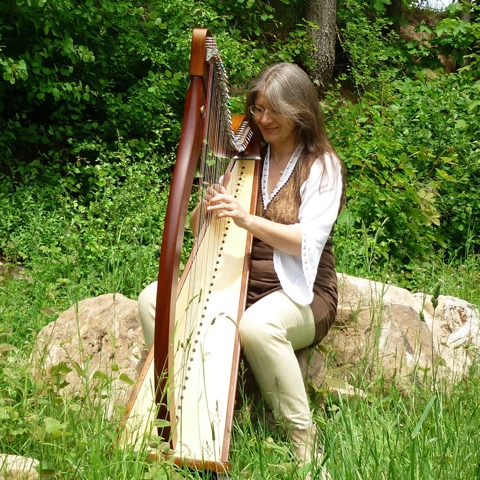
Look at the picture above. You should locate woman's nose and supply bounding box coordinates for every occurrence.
[259,110,274,124]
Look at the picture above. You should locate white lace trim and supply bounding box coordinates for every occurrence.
[271,152,343,305]
[261,144,303,208]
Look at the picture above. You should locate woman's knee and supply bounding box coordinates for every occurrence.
[138,282,157,312]
[239,310,282,348]
[138,281,157,349]
[238,312,255,345]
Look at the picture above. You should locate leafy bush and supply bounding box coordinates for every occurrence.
[0,2,159,177]
[429,2,479,72]
[327,68,479,276]
[402,3,480,78]
[1,0,478,292]
[0,153,169,302]
[336,0,407,92]
[0,0,306,176]
[0,0,312,264]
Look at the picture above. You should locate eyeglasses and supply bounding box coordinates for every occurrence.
[249,105,279,118]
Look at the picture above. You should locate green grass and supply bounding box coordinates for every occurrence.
[1,158,480,479]
[2,339,480,479]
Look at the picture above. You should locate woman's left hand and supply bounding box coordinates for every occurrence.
[207,186,250,229]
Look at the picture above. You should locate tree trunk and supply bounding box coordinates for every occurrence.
[460,0,471,23]
[460,0,472,67]
[386,0,403,35]
[306,0,337,91]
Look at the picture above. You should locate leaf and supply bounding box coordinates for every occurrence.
[436,169,457,183]
[468,100,480,112]
[71,361,86,378]
[323,376,350,390]
[154,419,171,428]
[418,25,432,34]
[92,370,109,381]
[263,436,290,456]
[44,417,68,437]
[49,361,72,376]
[119,373,134,385]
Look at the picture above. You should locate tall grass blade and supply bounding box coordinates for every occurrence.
[411,395,436,439]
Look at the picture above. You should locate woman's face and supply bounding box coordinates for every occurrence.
[253,91,296,148]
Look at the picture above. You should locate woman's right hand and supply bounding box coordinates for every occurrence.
[190,172,232,235]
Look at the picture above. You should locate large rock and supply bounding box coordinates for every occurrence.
[31,293,146,417]
[327,273,480,388]
[0,454,39,479]
[31,276,480,413]
[297,274,480,394]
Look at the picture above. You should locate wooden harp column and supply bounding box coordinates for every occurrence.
[152,28,210,441]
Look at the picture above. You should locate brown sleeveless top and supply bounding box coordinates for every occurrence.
[246,156,338,344]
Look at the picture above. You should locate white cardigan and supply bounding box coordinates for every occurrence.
[261,145,343,306]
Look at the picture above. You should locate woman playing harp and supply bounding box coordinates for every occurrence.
[139,62,345,478]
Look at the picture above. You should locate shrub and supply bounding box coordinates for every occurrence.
[327,68,479,275]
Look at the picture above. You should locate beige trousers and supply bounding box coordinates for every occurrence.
[239,290,315,429]
[137,282,315,429]
[137,281,157,350]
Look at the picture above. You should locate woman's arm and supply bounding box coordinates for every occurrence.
[207,187,302,256]
[190,173,232,236]
[207,154,343,258]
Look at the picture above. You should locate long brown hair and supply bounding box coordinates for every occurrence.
[246,63,346,211]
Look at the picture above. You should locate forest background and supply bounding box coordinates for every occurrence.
[0,0,479,478]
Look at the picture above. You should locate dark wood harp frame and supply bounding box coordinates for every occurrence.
[123,28,261,474]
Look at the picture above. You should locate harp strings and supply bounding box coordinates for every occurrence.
[193,35,237,265]
[173,33,259,444]
[177,38,236,409]
[191,35,252,239]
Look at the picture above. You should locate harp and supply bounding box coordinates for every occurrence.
[122,28,261,474]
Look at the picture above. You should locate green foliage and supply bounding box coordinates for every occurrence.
[0,331,33,443]
[432,2,480,68]
[273,23,315,68]
[1,2,480,479]
[4,297,480,478]
[322,371,480,479]
[0,153,169,303]
[336,0,407,92]
[0,0,307,207]
[331,0,479,278]
[0,0,312,304]
[403,3,480,77]
[328,68,479,275]
[0,0,190,174]
[0,0,477,288]
[0,335,148,478]
[202,0,277,36]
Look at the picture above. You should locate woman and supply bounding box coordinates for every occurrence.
[139,63,345,478]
